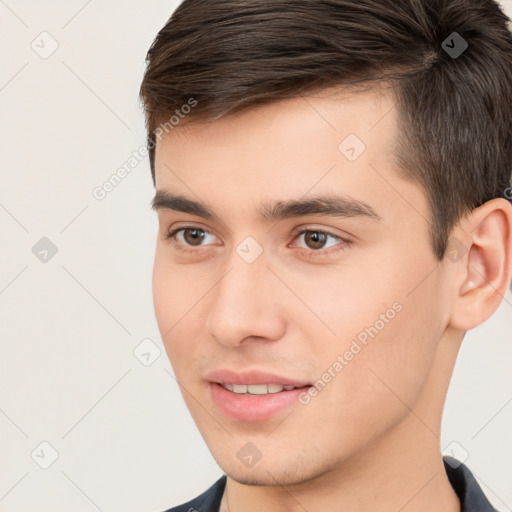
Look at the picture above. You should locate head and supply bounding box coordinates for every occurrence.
[140,0,512,486]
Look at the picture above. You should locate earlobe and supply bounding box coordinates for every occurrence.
[449,198,512,331]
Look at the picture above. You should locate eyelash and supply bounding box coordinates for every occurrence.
[164,225,352,258]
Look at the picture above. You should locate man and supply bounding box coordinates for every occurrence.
[139,1,512,510]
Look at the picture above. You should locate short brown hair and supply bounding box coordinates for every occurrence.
[139,0,512,259]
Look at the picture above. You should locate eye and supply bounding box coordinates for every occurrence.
[291,229,350,256]
[165,226,218,253]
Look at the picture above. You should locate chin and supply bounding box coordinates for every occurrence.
[213,452,323,487]
[225,472,274,486]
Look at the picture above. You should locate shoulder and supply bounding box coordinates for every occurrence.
[443,457,498,512]
[159,474,227,512]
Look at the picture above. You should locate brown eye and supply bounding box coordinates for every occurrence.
[182,228,207,246]
[303,231,329,250]
[291,229,351,258]
[165,226,218,253]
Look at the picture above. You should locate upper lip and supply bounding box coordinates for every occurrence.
[206,369,311,387]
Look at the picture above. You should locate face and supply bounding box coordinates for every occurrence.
[152,87,454,486]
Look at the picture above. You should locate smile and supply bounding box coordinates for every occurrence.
[221,383,300,394]
[210,382,312,421]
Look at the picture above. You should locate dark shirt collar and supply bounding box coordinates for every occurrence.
[443,457,498,511]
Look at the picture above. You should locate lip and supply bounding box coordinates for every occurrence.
[210,382,311,422]
[206,368,312,422]
[205,368,311,387]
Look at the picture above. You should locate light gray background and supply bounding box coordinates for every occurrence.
[0,1,510,511]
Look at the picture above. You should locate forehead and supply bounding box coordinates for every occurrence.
[151,87,424,228]
[155,87,397,173]
[156,85,396,157]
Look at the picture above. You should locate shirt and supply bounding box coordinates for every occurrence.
[160,456,498,512]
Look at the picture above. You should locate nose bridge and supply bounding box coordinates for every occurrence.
[206,244,285,346]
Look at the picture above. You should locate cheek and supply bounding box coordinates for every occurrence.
[316,274,441,427]
[303,248,442,404]
[152,254,189,357]
[152,252,210,374]
[152,253,174,336]
[152,249,198,327]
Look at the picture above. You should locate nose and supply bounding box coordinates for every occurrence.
[206,251,287,348]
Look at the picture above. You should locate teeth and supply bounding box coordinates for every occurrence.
[246,384,268,395]
[232,384,247,393]
[221,383,300,395]
[267,383,285,393]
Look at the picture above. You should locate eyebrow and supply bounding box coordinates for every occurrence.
[151,191,382,222]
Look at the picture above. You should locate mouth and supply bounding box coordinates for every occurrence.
[205,369,313,421]
[219,382,306,395]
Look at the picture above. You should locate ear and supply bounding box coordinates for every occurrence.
[448,198,512,331]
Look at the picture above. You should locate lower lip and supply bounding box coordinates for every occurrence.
[210,382,311,422]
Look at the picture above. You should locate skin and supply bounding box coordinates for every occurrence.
[151,85,512,512]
